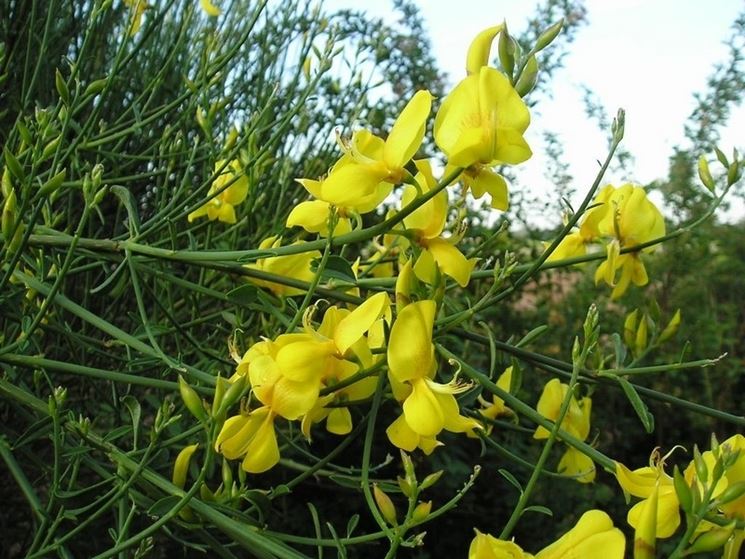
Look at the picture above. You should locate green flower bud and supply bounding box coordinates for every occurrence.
[412,500,432,522]
[686,522,737,555]
[535,19,564,52]
[624,309,638,349]
[515,55,538,97]
[55,68,70,105]
[179,376,207,423]
[698,155,715,191]
[497,24,516,79]
[673,465,693,513]
[420,470,443,490]
[658,310,681,343]
[373,484,397,525]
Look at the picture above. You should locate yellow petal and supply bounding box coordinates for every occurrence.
[436,391,482,434]
[286,200,332,233]
[334,292,389,355]
[469,529,527,559]
[275,341,333,382]
[558,447,596,484]
[200,0,221,16]
[547,232,586,263]
[384,90,432,172]
[633,485,658,559]
[466,25,504,75]
[296,178,324,199]
[248,355,281,407]
[615,463,663,498]
[627,488,680,539]
[321,162,388,206]
[270,376,320,420]
[536,510,625,559]
[388,300,436,383]
[386,413,420,452]
[413,248,438,286]
[401,176,448,239]
[426,238,477,287]
[216,414,259,459]
[469,168,509,211]
[241,413,279,473]
[326,406,352,435]
[403,378,445,437]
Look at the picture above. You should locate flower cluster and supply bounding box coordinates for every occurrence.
[549,183,665,298]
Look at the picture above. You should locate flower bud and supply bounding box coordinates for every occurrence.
[658,310,681,343]
[673,465,693,513]
[216,375,247,417]
[635,315,648,357]
[624,309,638,349]
[717,481,745,505]
[172,444,199,488]
[698,155,715,191]
[84,77,108,97]
[412,500,432,522]
[535,19,564,52]
[55,68,70,105]
[397,476,414,499]
[2,187,17,242]
[727,161,740,186]
[686,522,737,555]
[497,24,516,78]
[420,470,443,490]
[39,169,66,197]
[179,376,207,422]
[515,55,538,97]
[373,484,397,525]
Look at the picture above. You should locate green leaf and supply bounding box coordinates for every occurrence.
[346,513,360,537]
[521,505,553,517]
[148,495,182,517]
[111,185,141,234]
[615,374,654,433]
[498,468,523,493]
[515,325,548,348]
[312,255,356,282]
[226,283,259,305]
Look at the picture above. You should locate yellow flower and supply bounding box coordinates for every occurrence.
[386,300,480,450]
[534,379,595,483]
[477,366,514,422]
[685,434,745,520]
[533,379,591,441]
[469,529,527,558]
[289,140,395,236]
[434,26,531,211]
[215,406,279,473]
[188,160,249,224]
[199,0,221,16]
[244,236,321,297]
[124,0,148,36]
[534,510,626,558]
[402,160,477,287]
[469,510,626,558]
[319,90,432,206]
[589,184,665,298]
[615,459,680,538]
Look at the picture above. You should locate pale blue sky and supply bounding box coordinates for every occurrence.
[324,0,744,221]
